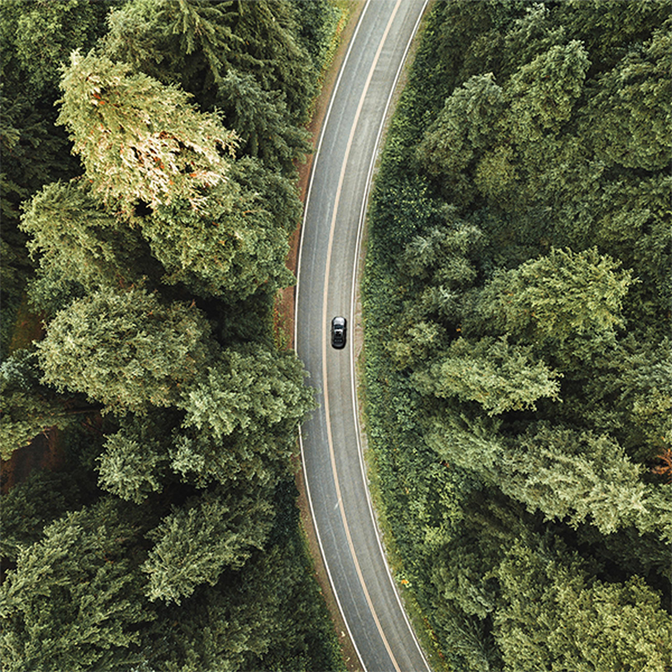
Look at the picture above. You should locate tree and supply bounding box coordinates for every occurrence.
[472,247,633,346]
[19,180,153,311]
[97,411,173,503]
[216,68,311,172]
[142,486,273,605]
[139,177,295,301]
[57,51,238,215]
[171,343,315,486]
[506,40,590,140]
[494,539,672,672]
[36,287,212,415]
[0,469,87,564]
[0,350,84,460]
[427,419,672,543]
[102,0,323,146]
[585,22,672,171]
[414,336,562,416]
[417,72,504,202]
[0,0,114,317]
[0,498,154,672]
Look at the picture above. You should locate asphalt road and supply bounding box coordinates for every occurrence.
[295,2,431,670]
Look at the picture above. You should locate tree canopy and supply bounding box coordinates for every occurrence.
[362,0,672,668]
[1,1,344,670]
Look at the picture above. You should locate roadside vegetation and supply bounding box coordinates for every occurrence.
[362,1,671,670]
[0,1,349,670]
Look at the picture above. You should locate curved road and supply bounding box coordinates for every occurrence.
[295,2,431,671]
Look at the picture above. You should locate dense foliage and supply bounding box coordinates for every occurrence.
[363,1,671,670]
[1,1,347,670]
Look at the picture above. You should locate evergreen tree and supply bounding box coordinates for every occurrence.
[0,498,154,672]
[471,247,633,347]
[97,411,173,503]
[427,419,672,543]
[414,336,562,416]
[19,180,151,312]
[0,350,86,460]
[139,177,295,301]
[57,50,238,216]
[142,486,273,605]
[494,539,672,672]
[36,287,212,415]
[585,21,671,171]
[172,343,315,486]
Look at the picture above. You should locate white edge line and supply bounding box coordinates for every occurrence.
[295,2,372,670]
[349,1,432,670]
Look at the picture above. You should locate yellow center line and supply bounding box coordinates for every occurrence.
[321,1,403,670]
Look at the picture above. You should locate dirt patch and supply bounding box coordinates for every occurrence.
[0,427,64,495]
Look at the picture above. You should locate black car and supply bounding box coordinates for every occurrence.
[331,316,347,349]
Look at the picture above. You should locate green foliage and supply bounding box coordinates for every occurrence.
[0,4,347,670]
[37,287,212,414]
[215,68,312,173]
[0,350,81,460]
[172,344,315,487]
[586,22,672,171]
[20,180,150,311]
[418,72,504,183]
[494,539,672,672]
[0,469,86,563]
[102,0,327,167]
[57,50,238,215]
[140,175,295,301]
[472,247,633,345]
[0,498,154,672]
[414,336,562,415]
[97,412,172,503]
[143,486,273,605]
[429,419,672,542]
[0,0,115,341]
[362,0,672,667]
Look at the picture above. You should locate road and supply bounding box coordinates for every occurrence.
[294,1,431,671]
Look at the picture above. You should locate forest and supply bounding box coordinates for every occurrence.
[362,0,672,670]
[0,1,348,670]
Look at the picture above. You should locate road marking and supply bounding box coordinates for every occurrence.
[296,2,375,668]
[349,2,432,670]
[321,1,403,671]
[296,1,432,671]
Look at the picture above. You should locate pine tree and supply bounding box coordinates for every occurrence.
[19,180,151,312]
[494,538,672,672]
[414,336,562,415]
[0,350,84,460]
[142,486,273,605]
[171,343,315,486]
[57,50,238,216]
[0,498,154,672]
[472,247,633,346]
[585,21,672,171]
[36,287,212,415]
[97,411,173,503]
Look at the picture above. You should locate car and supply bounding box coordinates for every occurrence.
[331,316,347,349]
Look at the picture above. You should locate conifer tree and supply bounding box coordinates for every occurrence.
[57,50,238,216]
[0,350,85,460]
[414,336,562,415]
[472,247,633,346]
[36,287,212,415]
[0,499,154,672]
[20,180,151,311]
[494,539,672,672]
[142,486,273,605]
